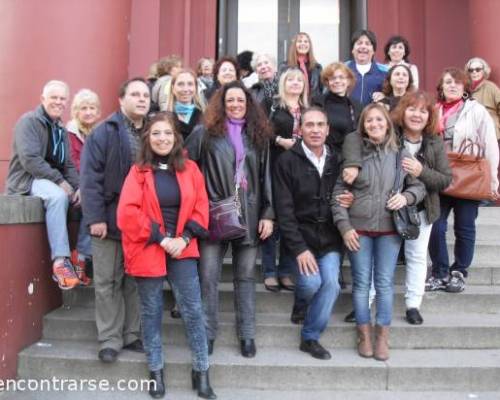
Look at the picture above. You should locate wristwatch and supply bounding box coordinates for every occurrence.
[181,235,190,246]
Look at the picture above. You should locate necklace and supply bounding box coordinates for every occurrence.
[158,162,169,170]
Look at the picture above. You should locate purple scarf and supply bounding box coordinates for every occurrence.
[225,118,247,190]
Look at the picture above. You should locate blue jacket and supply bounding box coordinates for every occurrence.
[80,112,133,240]
[345,60,388,107]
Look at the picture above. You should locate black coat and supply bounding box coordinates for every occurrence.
[80,112,134,240]
[175,108,203,142]
[185,125,274,246]
[312,92,362,153]
[273,141,343,257]
[268,104,300,165]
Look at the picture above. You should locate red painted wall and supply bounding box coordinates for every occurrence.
[0,224,61,380]
[367,0,472,92]
[0,0,132,191]
[468,0,500,82]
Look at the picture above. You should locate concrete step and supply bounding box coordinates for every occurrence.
[63,283,500,314]
[240,259,499,286]
[2,389,500,400]
[42,306,500,349]
[17,339,500,391]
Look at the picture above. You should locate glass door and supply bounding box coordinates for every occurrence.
[219,0,340,66]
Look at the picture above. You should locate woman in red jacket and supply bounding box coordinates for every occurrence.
[117,112,216,399]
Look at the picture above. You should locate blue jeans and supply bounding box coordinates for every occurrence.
[429,195,479,279]
[293,251,341,341]
[30,179,70,260]
[348,234,401,326]
[261,230,294,279]
[136,258,209,372]
[76,218,92,257]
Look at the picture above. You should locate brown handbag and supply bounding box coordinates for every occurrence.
[442,139,493,201]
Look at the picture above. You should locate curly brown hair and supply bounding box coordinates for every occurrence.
[203,81,272,149]
[391,90,438,135]
[137,112,185,171]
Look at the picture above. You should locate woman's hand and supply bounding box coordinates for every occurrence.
[402,156,423,177]
[343,229,360,252]
[343,167,359,184]
[336,190,354,208]
[258,219,274,240]
[386,193,408,210]
[161,237,187,259]
[372,91,385,102]
[296,250,319,276]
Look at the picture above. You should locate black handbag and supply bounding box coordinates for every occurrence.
[208,184,248,241]
[391,149,421,240]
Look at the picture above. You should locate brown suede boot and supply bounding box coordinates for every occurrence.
[374,325,390,361]
[356,324,373,358]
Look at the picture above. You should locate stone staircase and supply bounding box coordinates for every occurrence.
[11,207,500,398]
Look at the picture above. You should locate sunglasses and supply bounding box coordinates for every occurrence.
[468,67,483,73]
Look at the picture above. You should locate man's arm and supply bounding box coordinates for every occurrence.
[15,114,65,184]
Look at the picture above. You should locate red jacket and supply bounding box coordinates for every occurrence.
[117,160,209,277]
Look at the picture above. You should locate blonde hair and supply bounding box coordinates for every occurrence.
[70,89,101,120]
[277,68,309,109]
[358,103,399,152]
[166,69,205,112]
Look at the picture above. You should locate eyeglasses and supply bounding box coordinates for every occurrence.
[468,67,483,73]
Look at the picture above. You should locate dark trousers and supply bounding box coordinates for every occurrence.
[428,195,479,279]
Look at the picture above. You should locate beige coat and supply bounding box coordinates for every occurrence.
[472,79,500,140]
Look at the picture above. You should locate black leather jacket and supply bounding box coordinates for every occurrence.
[185,125,275,245]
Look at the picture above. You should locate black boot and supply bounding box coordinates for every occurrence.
[149,369,165,398]
[192,369,217,399]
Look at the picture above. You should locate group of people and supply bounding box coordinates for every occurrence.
[5,28,500,399]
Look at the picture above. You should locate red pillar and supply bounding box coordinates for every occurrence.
[468,0,500,81]
[0,0,132,190]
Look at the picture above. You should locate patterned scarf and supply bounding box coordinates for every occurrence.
[225,118,248,190]
[262,75,279,102]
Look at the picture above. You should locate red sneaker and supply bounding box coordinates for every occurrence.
[52,259,80,290]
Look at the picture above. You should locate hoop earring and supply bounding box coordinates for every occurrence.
[462,92,469,100]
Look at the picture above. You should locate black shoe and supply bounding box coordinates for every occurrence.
[240,339,256,358]
[344,310,356,323]
[170,308,182,319]
[123,339,145,353]
[208,339,214,356]
[299,339,331,360]
[192,369,217,399]
[264,277,280,293]
[291,304,306,325]
[405,308,423,325]
[279,277,295,291]
[98,348,118,363]
[149,368,166,398]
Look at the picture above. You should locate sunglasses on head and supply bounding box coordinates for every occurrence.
[468,67,483,73]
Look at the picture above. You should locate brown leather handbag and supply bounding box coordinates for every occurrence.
[442,139,493,201]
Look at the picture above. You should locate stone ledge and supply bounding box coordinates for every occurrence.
[0,195,45,224]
